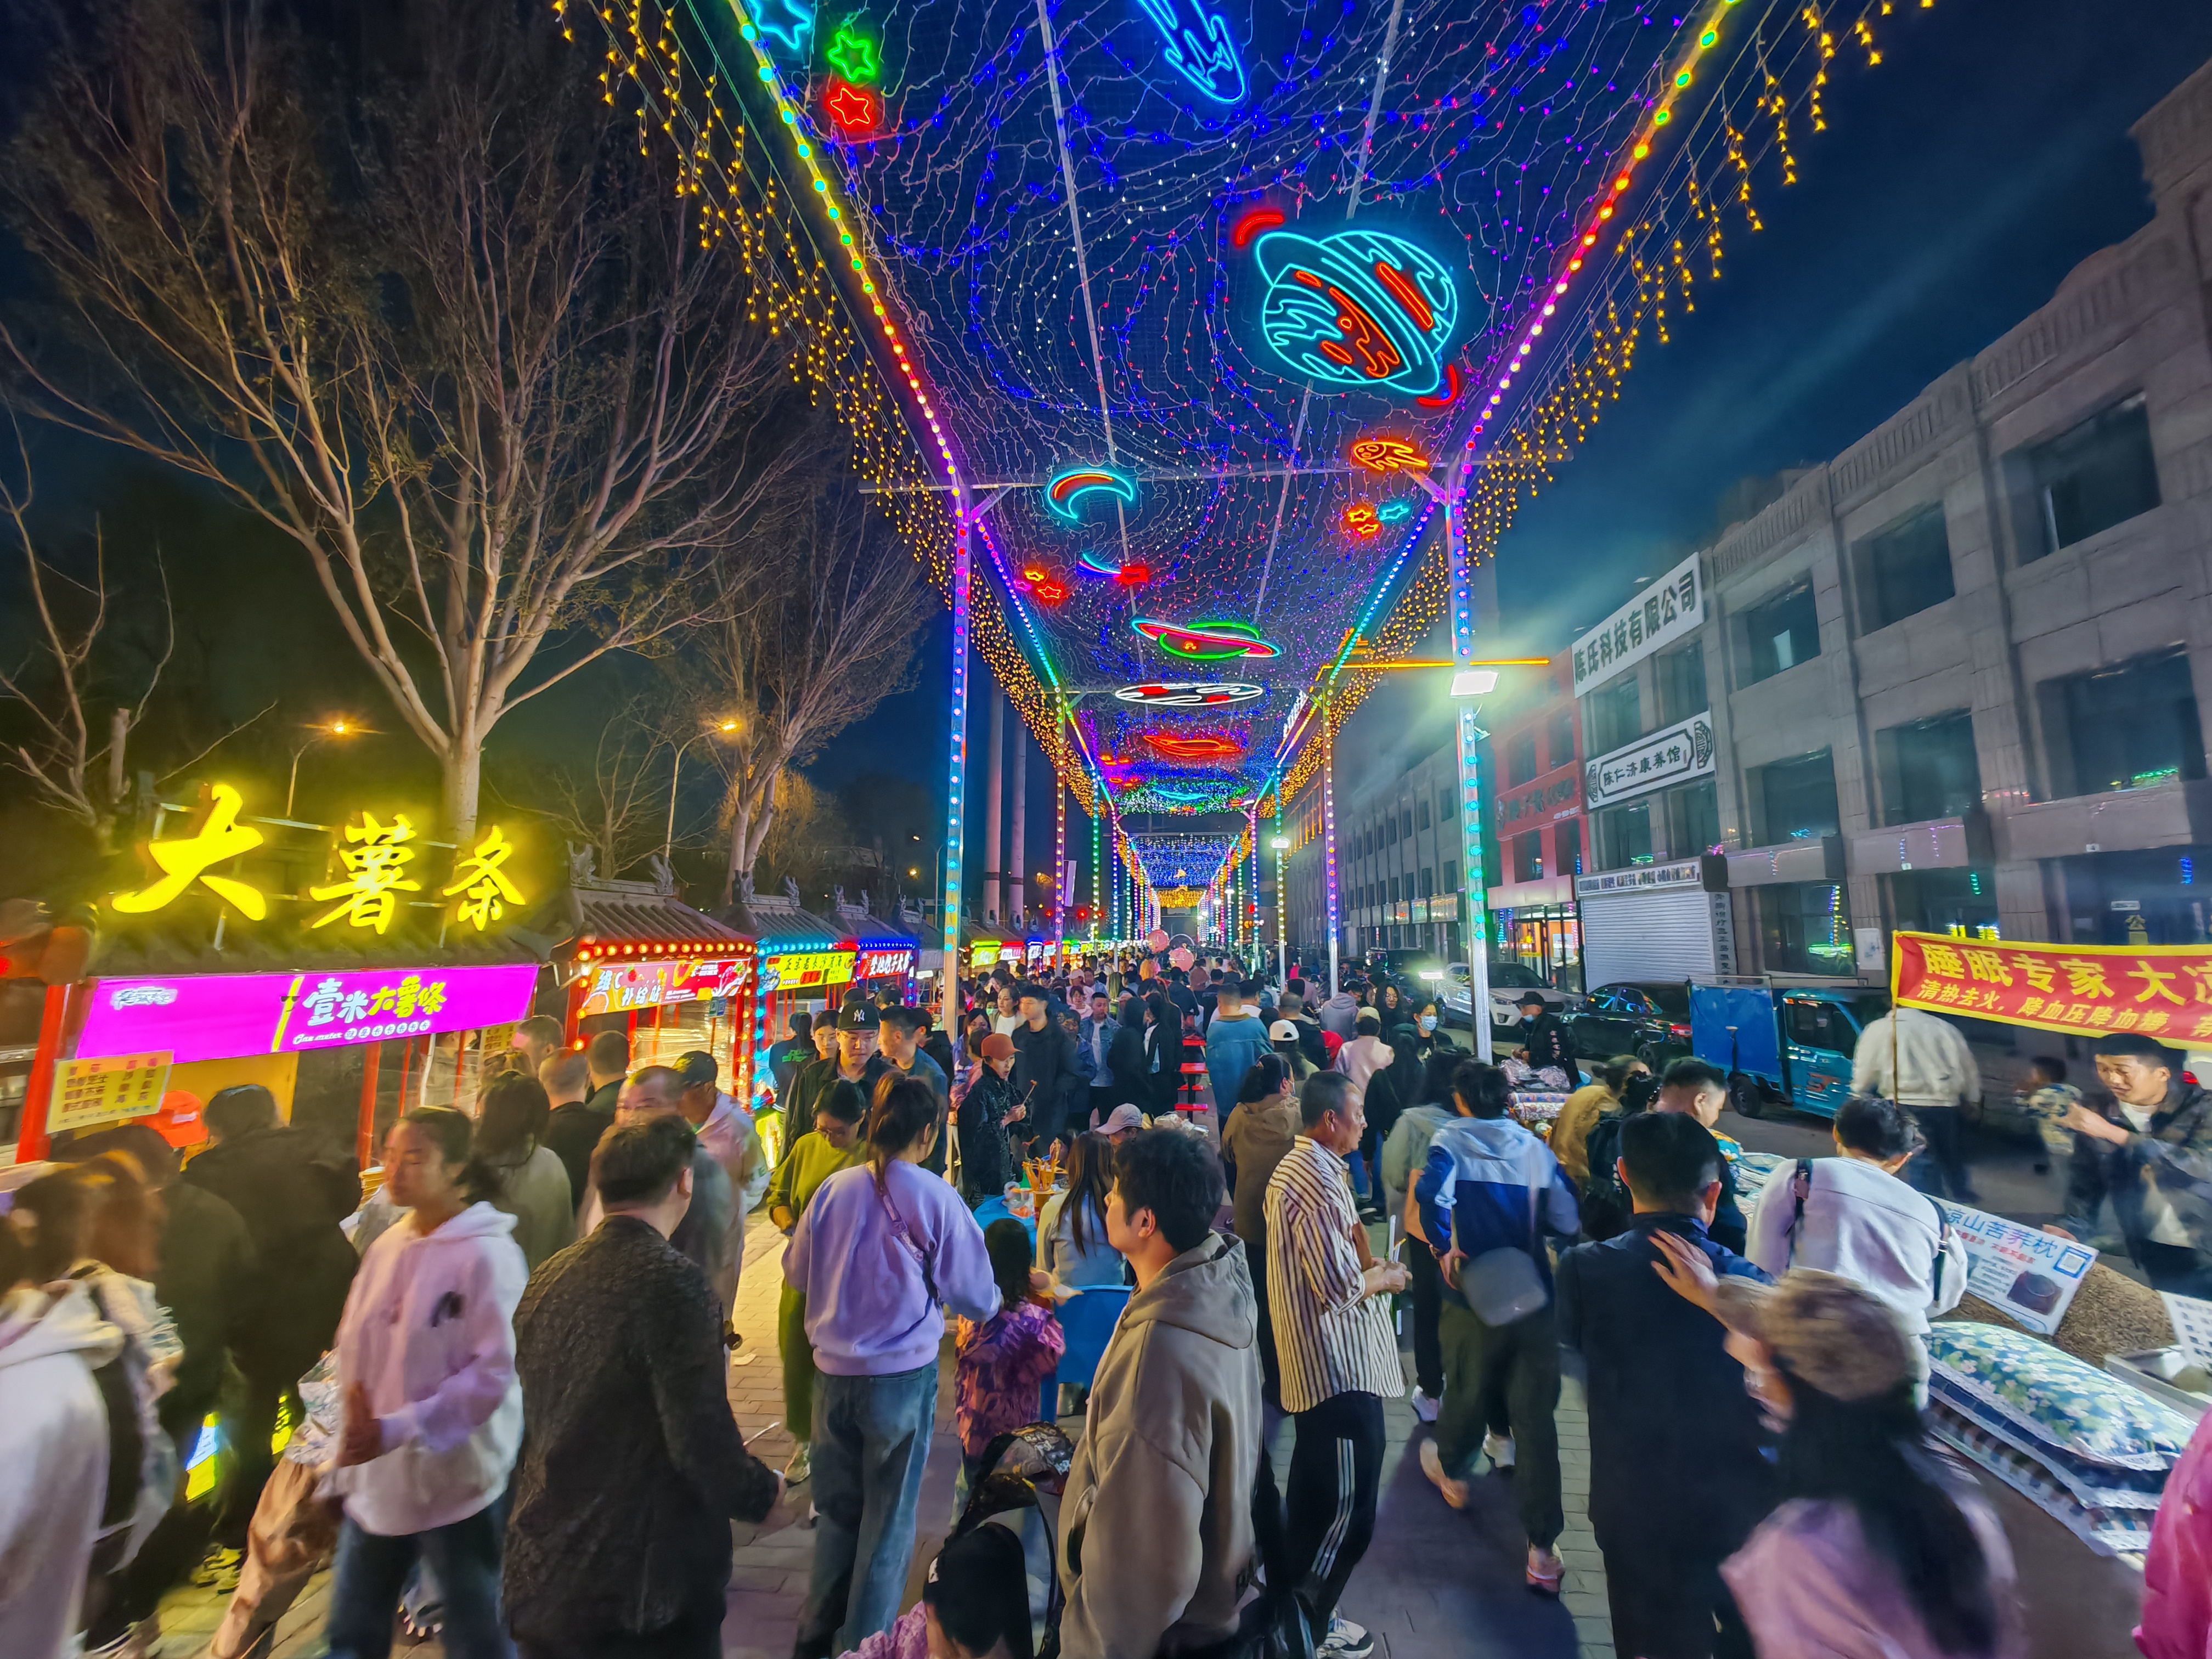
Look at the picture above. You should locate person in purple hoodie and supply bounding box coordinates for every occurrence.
[785,1077,1001,1659]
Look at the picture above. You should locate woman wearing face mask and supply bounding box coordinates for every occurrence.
[325,1107,528,1659]
[1405,1001,1443,1058]
[1650,1246,2025,1659]
[769,1079,871,1486]
[954,1034,1026,1207]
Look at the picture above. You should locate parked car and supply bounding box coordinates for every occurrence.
[1437,961,1571,1034]
[1566,981,1696,1068]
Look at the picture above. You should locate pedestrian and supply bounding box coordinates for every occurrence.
[919,1011,959,1090]
[771,1012,818,1103]
[1555,1111,1774,1659]
[954,1034,1026,1206]
[952,1221,1065,1514]
[833,1525,1033,1659]
[1332,1012,1397,1217]
[1142,992,1184,1120]
[538,1048,606,1214]
[205,1351,344,1659]
[790,1006,881,1138]
[2138,1401,2212,1659]
[1204,978,1275,1128]
[1649,1254,2024,1659]
[1510,992,1576,1078]
[1282,986,1328,1071]
[1378,1071,1457,1424]
[871,1007,951,1104]
[1221,1054,1301,1411]
[1851,1002,1981,1201]
[2058,1031,2212,1294]
[1413,1060,1579,1593]
[505,1015,566,1080]
[504,1118,784,1659]
[1038,1131,1126,1290]
[583,1030,629,1118]
[472,1071,579,1272]
[1650,1058,1749,1252]
[674,1049,770,1311]
[1551,1055,1643,1192]
[181,1082,359,1582]
[1011,983,1081,1150]
[764,1078,868,1487]
[992,984,1023,1037]
[1744,1094,1967,1356]
[324,1106,526,1659]
[1058,1131,1261,1659]
[786,1078,1001,1658]
[1268,1018,1313,1084]
[0,1176,130,1659]
[1317,982,1360,1042]
[576,1069,736,1321]
[1077,989,1124,1128]
[1263,1072,1408,1657]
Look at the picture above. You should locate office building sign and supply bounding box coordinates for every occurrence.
[1584,712,1714,809]
[1571,552,1703,696]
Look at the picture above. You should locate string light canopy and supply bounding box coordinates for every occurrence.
[568,0,1936,857]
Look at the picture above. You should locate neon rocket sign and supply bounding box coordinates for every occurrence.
[1248,224,1460,399]
[1132,0,1245,104]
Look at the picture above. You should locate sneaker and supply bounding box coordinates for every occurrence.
[1418,1438,1469,1510]
[1482,1431,1515,1471]
[1526,1546,1563,1596]
[1408,1386,1440,1424]
[1321,1616,1374,1659]
[190,1545,244,1593]
[785,1444,811,1484]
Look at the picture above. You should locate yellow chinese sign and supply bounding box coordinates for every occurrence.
[310,812,422,934]
[444,826,526,930]
[50,1051,173,1134]
[112,785,268,919]
[1892,931,2212,1041]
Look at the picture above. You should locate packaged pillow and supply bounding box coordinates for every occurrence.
[1927,1321,2195,1471]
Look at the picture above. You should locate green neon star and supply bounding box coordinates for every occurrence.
[826,24,881,83]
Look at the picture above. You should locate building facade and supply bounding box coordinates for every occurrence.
[1578,56,2212,984]
[1281,737,1470,967]
[1483,651,1590,990]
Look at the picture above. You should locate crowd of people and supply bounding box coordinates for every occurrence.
[8,949,2212,1659]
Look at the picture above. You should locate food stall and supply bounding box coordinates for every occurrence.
[835,896,921,1007]
[730,889,853,1156]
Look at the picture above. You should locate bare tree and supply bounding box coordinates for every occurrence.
[499,693,673,883]
[696,466,926,906]
[2,0,800,836]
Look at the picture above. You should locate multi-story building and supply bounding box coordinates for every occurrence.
[1576,54,2212,984]
[1483,651,1590,990]
[1280,735,1469,967]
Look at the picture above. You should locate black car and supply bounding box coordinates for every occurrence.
[1566,981,1695,1068]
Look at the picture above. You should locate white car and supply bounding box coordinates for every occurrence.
[1438,962,1570,1031]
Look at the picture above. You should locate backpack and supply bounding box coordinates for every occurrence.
[1576,1113,1637,1242]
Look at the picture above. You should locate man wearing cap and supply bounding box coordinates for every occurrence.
[1011,981,1081,1151]
[1511,991,1576,1076]
[868,1006,950,1175]
[1093,1102,1147,1141]
[676,1050,770,1311]
[788,1004,879,1136]
[2061,1031,2212,1295]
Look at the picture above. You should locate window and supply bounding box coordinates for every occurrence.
[1546,708,1577,772]
[1418,798,1432,831]
[1440,791,1456,825]
[1387,816,1399,846]
[1402,809,1415,838]
[1666,780,1720,858]
[1586,676,1642,753]
[1420,866,1435,897]
[1508,731,1539,787]
[1555,819,1584,879]
[1785,998,1853,1051]
[1655,645,1708,725]
[1514,831,1543,882]
[1890,867,1999,940]
[1876,711,1980,825]
[1389,876,1401,902]
[2039,648,2206,797]
[1443,858,1458,890]
[1860,504,1954,630]
[1759,883,1854,976]
[1596,800,1653,869]
[1756,750,1839,844]
[2024,394,2160,558]
[1739,581,1821,686]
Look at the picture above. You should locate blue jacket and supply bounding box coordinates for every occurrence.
[1414,1115,1579,1304]
[1075,1015,1121,1086]
[1554,1214,1774,1544]
[1203,1012,1275,1116]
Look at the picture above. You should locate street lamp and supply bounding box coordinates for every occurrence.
[666,719,739,859]
[286,718,363,817]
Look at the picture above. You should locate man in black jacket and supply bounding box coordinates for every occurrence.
[539,1047,602,1209]
[1511,992,1577,1075]
[1012,980,1081,1148]
[1555,1113,1773,1659]
[506,1117,783,1658]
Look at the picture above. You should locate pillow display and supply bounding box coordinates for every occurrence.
[1927,1320,2196,1472]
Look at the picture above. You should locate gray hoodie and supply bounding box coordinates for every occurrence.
[1058,1234,1262,1659]
[1318,990,1361,1040]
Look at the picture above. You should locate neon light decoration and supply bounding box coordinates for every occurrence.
[1348,436,1430,475]
[1251,226,1460,398]
[1076,549,1153,586]
[1132,0,1245,105]
[1377,499,1414,523]
[1132,619,1279,661]
[824,80,880,136]
[1415,363,1464,409]
[1114,681,1265,708]
[1231,207,1285,249]
[1342,501,1381,540]
[1032,578,1069,605]
[1043,465,1137,524]
[826,23,880,81]
[1138,732,1246,762]
[753,0,816,57]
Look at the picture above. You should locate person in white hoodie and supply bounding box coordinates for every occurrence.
[325,1105,527,1659]
[1745,1094,1967,1367]
[0,1168,126,1659]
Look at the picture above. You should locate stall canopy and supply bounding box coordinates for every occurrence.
[725,890,852,1112]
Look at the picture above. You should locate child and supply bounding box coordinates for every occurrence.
[952,1221,1065,1517]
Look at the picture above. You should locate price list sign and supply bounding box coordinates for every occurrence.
[51,1052,174,1134]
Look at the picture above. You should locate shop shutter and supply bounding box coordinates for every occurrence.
[1579,887,1731,986]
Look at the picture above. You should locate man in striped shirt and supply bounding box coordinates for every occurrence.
[1263,1072,1409,1659]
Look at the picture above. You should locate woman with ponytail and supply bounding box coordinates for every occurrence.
[324,1105,528,1659]
[785,1077,1002,1659]
[1650,1245,2024,1659]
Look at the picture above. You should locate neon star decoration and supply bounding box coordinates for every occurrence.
[1342,501,1381,540]
[1043,466,1137,524]
[1251,226,1462,398]
[1139,732,1246,762]
[753,0,816,56]
[1131,0,1245,105]
[823,79,880,136]
[1348,436,1431,475]
[1114,682,1266,708]
[1133,619,1280,662]
[825,22,880,82]
[1377,499,1414,523]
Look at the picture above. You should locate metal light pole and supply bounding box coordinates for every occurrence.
[1271,831,1290,985]
[285,719,360,818]
[665,720,739,860]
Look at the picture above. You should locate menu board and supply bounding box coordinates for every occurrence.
[51,1052,173,1134]
[1935,1200,2098,1335]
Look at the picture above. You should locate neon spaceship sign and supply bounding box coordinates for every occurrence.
[1131,0,1245,105]
[1044,465,1138,524]
[1114,681,1266,708]
[1132,619,1280,661]
[1076,548,1153,586]
[1248,224,1461,399]
[1138,732,1246,763]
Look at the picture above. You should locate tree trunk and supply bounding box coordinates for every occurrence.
[444,737,483,842]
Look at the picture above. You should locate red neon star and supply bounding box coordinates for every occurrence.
[824,78,879,136]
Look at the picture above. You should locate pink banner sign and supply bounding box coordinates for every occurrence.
[78,963,543,1064]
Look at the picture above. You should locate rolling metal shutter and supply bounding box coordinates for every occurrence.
[1580,886,1731,987]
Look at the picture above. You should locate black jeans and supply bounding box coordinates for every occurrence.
[1404,1238,1444,1400]
[1598,1530,1752,1659]
[1251,1255,1282,1412]
[1905,1105,1974,1201]
[1436,1302,1561,1549]
[1283,1391,1385,1629]
[217,1361,303,1550]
